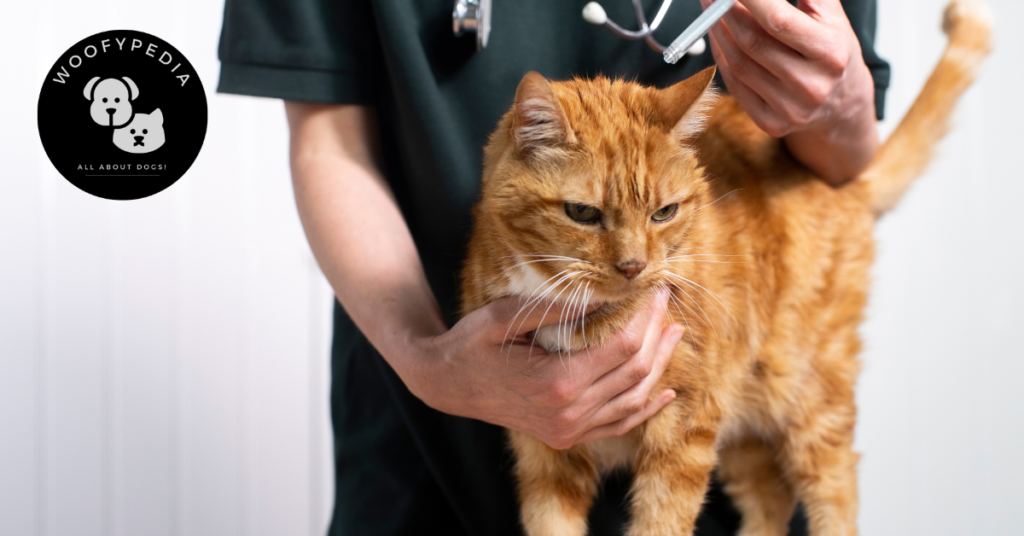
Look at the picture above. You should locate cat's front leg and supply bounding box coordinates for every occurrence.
[627,402,719,536]
[718,437,797,536]
[782,402,859,536]
[510,430,597,536]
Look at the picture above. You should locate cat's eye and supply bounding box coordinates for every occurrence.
[115,98,120,103]
[565,203,602,224]
[143,129,148,134]
[130,129,136,134]
[652,204,679,223]
[102,98,108,103]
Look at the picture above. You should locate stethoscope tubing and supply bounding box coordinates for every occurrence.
[453,0,736,60]
[596,0,676,52]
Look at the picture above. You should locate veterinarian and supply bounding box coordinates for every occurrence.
[217,1,889,534]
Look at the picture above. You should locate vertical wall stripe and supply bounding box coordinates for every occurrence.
[108,202,125,536]
[171,170,192,536]
[36,3,56,535]
[308,260,326,536]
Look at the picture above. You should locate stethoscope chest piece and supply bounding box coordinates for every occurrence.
[452,0,492,50]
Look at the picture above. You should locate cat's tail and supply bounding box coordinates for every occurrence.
[858,0,992,217]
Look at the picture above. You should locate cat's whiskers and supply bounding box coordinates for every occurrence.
[664,277,719,345]
[695,188,741,211]
[563,281,584,358]
[665,249,751,265]
[502,270,575,356]
[666,253,748,257]
[501,269,568,350]
[666,248,744,254]
[561,273,599,367]
[665,271,737,325]
[666,253,749,261]
[528,273,585,363]
[512,254,590,260]
[580,281,594,362]
[665,282,708,331]
[558,281,585,369]
[507,258,575,270]
[505,253,592,265]
[666,259,749,265]
[662,284,698,351]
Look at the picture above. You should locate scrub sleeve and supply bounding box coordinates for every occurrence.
[217,1,890,535]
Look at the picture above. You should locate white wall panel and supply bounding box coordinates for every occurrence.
[112,195,177,536]
[0,1,46,534]
[860,1,1024,535]
[3,0,334,535]
[0,1,1020,536]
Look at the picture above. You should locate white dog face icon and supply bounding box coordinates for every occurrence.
[84,76,138,127]
[113,109,165,154]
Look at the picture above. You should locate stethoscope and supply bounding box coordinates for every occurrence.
[453,0,737,64]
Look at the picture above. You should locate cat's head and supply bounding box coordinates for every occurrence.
[481,68,719,304]
[113,108,166,154]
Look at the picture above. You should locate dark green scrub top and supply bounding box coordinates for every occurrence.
[217,2,889,535]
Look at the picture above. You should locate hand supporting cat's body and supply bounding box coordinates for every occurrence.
[458,3,990,535]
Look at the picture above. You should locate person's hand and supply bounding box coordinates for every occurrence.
[406,290,684,450]
[700,0,879,184]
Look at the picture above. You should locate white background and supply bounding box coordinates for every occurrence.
[1,1,1021,535]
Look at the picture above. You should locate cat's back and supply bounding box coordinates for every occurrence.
[694,96,875,268]
[690,96,874,416]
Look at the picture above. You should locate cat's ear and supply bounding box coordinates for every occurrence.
[656,66,719,140]
[151,108,163,125]
[512,71,577,154]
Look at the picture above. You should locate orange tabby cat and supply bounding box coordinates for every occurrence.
[459,2,990,535]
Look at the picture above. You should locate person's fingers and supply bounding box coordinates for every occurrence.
[708,32,788,138]
[584,315,678,409]
[721,4,809,83]
[584,324,684,427]
[576,288,670,386]
[722,6,841,114]
[572,389,677,446]
[710,21,793,114]
[512,290,672,442]
[738,0,828,58]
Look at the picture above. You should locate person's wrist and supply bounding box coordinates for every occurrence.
[806,56,874,140]
[784,61,878,183]
[393,330,457,411]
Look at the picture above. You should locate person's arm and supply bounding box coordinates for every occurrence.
[701,0,879,185]
[285,102,684,449]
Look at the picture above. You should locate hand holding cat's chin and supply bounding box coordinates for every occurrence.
[403,291,683,450]
[700,0,880,182]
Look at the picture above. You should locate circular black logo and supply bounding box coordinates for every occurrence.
[38,30,207,200]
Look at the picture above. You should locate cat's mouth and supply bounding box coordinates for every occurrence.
[133,136,145,146]
[520,303,606,342]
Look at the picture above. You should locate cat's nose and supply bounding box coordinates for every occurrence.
[617,259,646,280]
[106,108,115,114]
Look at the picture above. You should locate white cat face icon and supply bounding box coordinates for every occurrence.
[113,109,165,154]
[84,76,139,128]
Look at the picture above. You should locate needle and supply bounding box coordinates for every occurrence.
[663,0,737,64]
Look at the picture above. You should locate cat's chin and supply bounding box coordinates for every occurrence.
[529,295,645,354]
[501,263,660,352]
